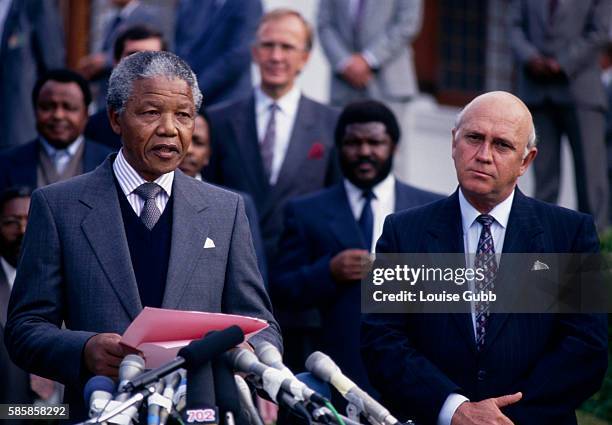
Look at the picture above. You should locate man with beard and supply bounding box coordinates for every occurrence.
[0,187,35,412]
[271,100,441,402]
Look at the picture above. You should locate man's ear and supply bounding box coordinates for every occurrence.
[108,108,122,135]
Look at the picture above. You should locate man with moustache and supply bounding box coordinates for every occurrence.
[0,187,33,412]
[0,70,111,193]
[272,100,441,401]
[361,92,607,425]
[5,51,281,421]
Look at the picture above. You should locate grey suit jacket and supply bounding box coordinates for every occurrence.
[318,0,423,105]
[508,0,611,109]
[4,157,281,418]
[0,0,65,149]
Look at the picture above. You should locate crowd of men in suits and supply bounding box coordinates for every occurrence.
[0,0,610,424]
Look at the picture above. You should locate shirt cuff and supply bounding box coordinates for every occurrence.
[437,393,469,425]
[361,50,379,69]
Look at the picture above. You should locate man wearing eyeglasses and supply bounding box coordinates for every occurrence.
[207,8,341,371]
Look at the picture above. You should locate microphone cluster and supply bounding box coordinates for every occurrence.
[79,326,408,425]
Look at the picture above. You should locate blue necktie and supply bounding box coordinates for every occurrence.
[358,190,375,250]
[474,214,497,351]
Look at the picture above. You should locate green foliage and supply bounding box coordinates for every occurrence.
[579,229,612,424]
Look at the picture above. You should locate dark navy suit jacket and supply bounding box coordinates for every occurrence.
[84,109,122,151]
[271,180,443,397]
[0,138,112,193]
[361,189,608,425]
[175,0,262,107]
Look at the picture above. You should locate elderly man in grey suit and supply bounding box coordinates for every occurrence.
[509,0,611,231]
[5,51,281,421]
[318,0,423,108]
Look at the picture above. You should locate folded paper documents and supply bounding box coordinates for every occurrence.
[120,307,268,368]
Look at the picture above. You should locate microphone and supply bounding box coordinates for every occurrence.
[229,348,327,405]
[121,325,244,395]
[146,380,166,425]
[84,376,115,418]
[173,369,187,413]
[158,371,181,425]
[306,351,399,425]
[182,328,245,425]
[234,375,265,425]
[254,341,294,380]
[117,355,146,400]
[106,355,147,425]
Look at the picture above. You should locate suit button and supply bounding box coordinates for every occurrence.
[477,369,486,381]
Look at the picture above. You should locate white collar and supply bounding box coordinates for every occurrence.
[113,149,174,197]
[255,84,301,118]
[39,135,84,158]
[344,173,396,202]
[458,187,514,233]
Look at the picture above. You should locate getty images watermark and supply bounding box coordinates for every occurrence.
[361,253,611,314]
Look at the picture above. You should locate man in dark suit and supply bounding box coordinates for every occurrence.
[5,51,281,421]
[0,0,65,150]
[85,24,167,151]
[78,0,166,109]
[175,0,263,107]
[272,100,442,398]
[0,187,33,413]
[508,0,611,231]
[207,8,341,264]
[0,69,111,193]
[361,91,608,425]
[207,9,340,369]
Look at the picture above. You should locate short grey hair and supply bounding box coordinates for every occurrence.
[107,51,202,114]
[453,106,537,158]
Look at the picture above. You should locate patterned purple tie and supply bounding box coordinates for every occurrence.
[260,103,278,181]
[474,214,497,351]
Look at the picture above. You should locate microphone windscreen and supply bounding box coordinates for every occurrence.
[178,325,244,369]
[83,376,115,405]
[296,372,332,400]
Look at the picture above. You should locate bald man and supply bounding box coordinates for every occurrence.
[362,92,607,425]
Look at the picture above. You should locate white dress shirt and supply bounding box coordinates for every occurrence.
[254,85,301,185]
[344,174,396,252]
[0,256,15,290]
[39,136,84,174]
[437,188,515,425]
[112,149,174,216]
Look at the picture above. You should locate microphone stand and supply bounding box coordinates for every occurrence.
[77,385,157,424]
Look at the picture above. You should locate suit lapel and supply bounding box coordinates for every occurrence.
[232,96,270,199]
[482,189,545,351]
[426,191,476,351]
[327,184,366,249]
[268,96,316,208]
[162,172,210,309]
[80,158,142,320]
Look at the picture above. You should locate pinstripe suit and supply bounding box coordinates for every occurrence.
[361,189,607,425]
